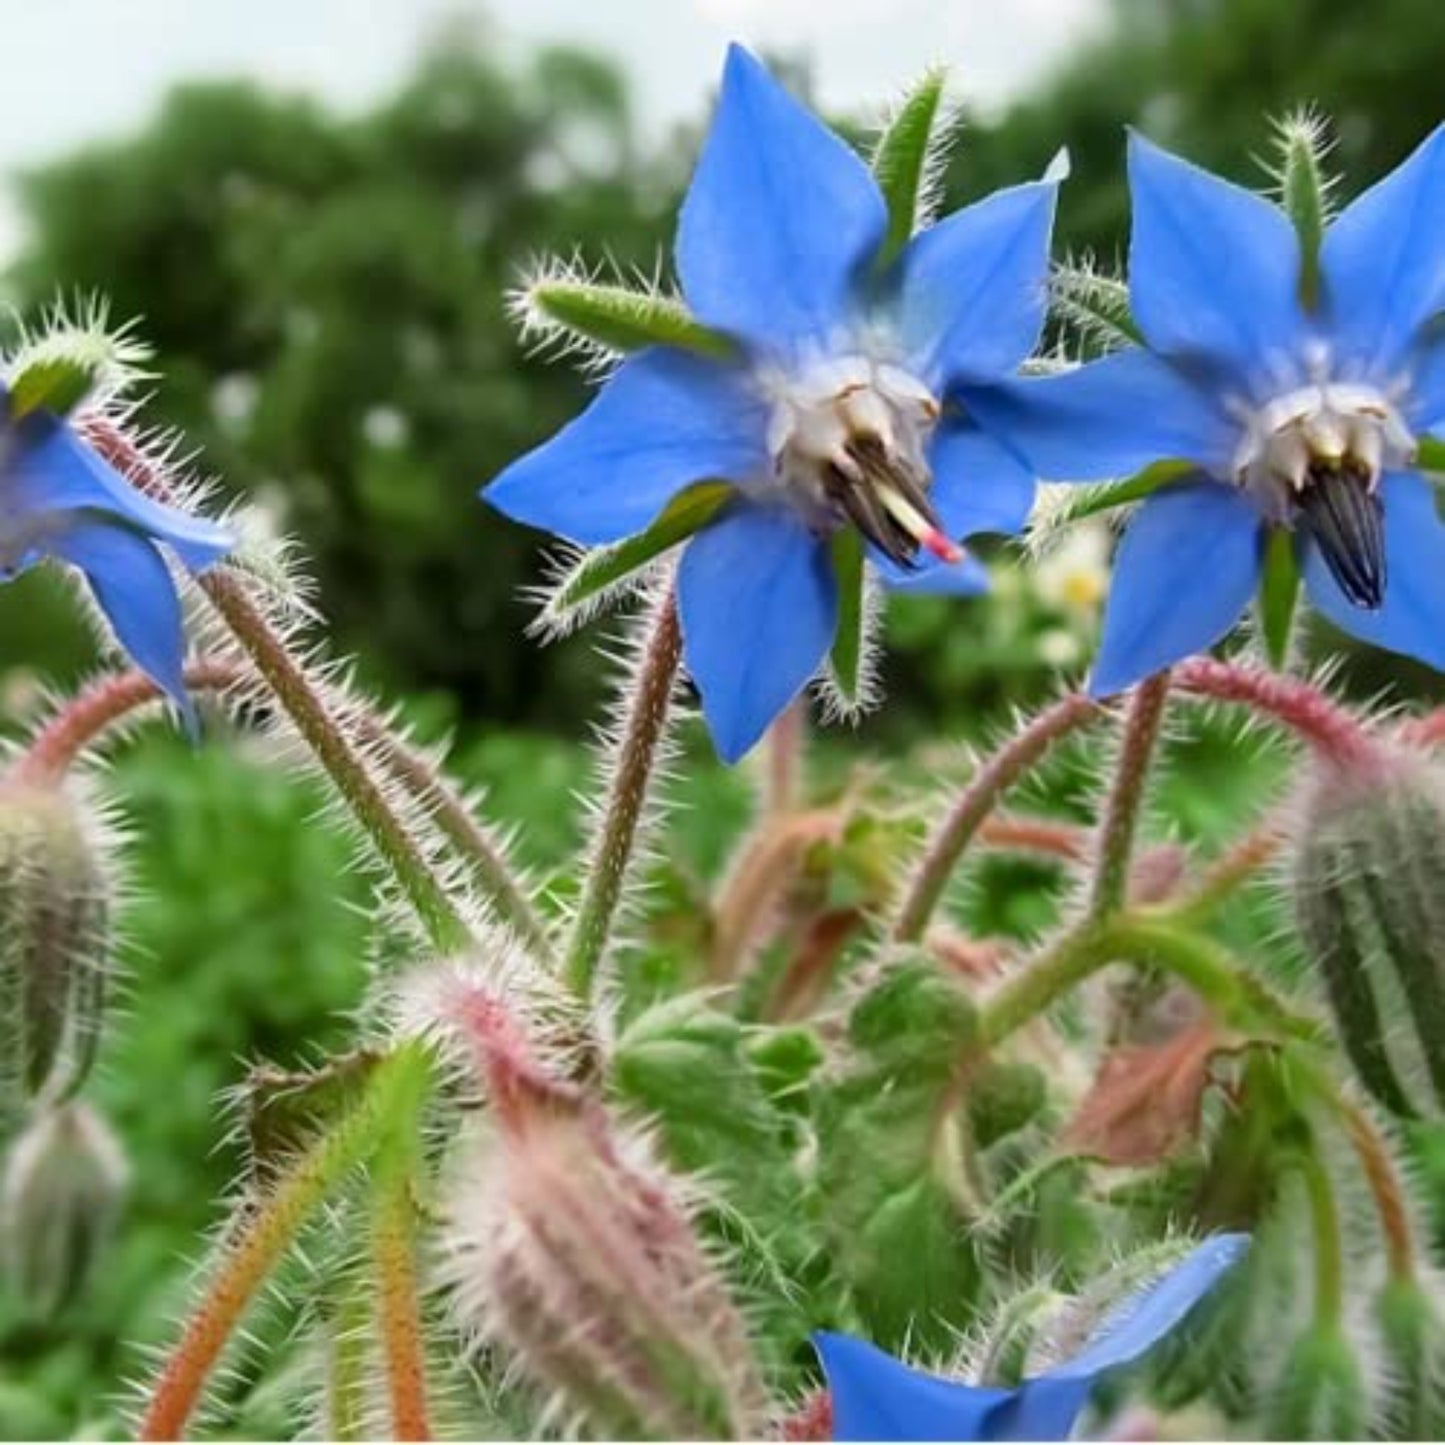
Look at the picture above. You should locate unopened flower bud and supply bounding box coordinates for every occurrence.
[440,989,766,1440]
[1265,1327,1367,1440]
[1377,1277,1445,1439]
[966,1060,1047,1149]
[1291,756,1445,1118]
[0,783,113,1130]
[1,1101,128,1315]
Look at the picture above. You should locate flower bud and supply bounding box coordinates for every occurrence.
[1377,1277,1445,1439]
[1,1101,128,1315]
[0,783,113,1131]
[440,991,767,1440]
[1265,1327,1367,1439]
[1290,756,1445,1117]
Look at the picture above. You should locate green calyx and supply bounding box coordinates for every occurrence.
[518,276,734,360]
[7,354,103,421]
[871,68,952,265]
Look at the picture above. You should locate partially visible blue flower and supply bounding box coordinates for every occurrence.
[815,1233,1248,1442]
[0,393,232,724]
[485,46,1057,761]
[970,126,1445,696]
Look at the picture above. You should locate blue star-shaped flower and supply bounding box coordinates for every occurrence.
[969,127,1445,695]
[0,395,233,722]
[815,1234,1248,1442]
[485,46,1058,761]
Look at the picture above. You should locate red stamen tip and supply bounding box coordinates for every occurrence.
[922,529,966,565]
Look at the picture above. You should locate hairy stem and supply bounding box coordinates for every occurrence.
[893,693,1102,942]
[1088,671,1171,920]
[765,700,806,814]
[1296,1136,1345,1325]
[371,1069,433,1442]
[563,590,682,999]
[1173,656,1381,769]
[324,1279,372,1442]
[138,1046,433,1440]
[84,419,471,953]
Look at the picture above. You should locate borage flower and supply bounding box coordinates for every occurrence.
[486,46,1058,761]
[970,125,1445,695]
[0,381,232,723]
[815,1233,1247,1442]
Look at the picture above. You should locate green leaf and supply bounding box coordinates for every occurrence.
[1258,525,1302,670]
[871,68,949,264]
[814,957,985,1350]
[540,482,735,632]
[828,529,868,711]
[1276,112,1333,310]
[522,278,734,359]
[8,355,101,419]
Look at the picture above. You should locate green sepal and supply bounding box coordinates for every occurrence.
[1051,263,1144,353]
[1276,113,1333,311]
[871,68,949,265]
[541,482,735,631]
[828,529,868,711]
[1258,525,1302,670]
[1037,460,1189,535]
[8,355,101,420]
[523,278,734,359]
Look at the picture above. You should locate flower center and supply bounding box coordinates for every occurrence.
[1232,382,1417,609]
[765,356,959,568]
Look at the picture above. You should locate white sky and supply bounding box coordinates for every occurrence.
[0,0,1106,254]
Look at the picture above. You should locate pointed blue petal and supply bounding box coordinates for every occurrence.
[1408,337,1445,433]
[49,517,196,728]
[876,550,990,595]
[678,502,836,763]
[959,351,1235,483]
[13,415,233,572]
[1127,132,1306,383]
[1090,480,1261,696]
[1321,124,1445,374]
[676,45,886,357]
[1050,1234,1251,1381]
[928,417,1039,538]
[484,350,766,545]
[814,1332,1013,1443]
[977,1377,1094,1442]
[898,180,1058,386]
[1304,469,1445,671]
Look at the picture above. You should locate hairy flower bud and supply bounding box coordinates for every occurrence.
[1265,1327,1368,1439]
[0,783,113,1131]
[1291,756,1445,1117]
[439,990,767,1440]
[1,1101,128,1315]
[1377,1277,1445,1438]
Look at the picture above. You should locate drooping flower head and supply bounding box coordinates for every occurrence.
[814,1233,1248,1442]
[485,47,1059,761]
[971,124,1445,694]
[0,325,232,724]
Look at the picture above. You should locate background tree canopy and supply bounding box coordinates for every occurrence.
[3,0,1443,733]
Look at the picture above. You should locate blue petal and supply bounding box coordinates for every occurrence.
[877,551,990,595]
[1320,124,1445,374]
[897,181,1058,386]
[814,1332,1012,1443]
[1050,1234,1251,1381]
[1303,469,1445,671]
[12,415,233,572]
[927,416,1039,538]
[1091,480,1262,696]
[1407,336,1445,433]
[484,349,766,545]
[959,350,1235,482]
[676,45,887,357]
[49,516,196,728]
[1127,132,1306,383]
[678,502,836,763]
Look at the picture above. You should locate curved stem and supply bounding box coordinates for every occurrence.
[84,418,471,954]
[1170,816,1284,921]
[139,1045,433,1440]
[893,693,1102,942]
[1172,656,1382,770]
[1088,671,1171,920]
[563,590,682,999]
[1296,1136,1345,1325]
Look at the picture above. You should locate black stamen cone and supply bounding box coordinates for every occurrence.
[1297,462,1386,610]
[822,434,941,569]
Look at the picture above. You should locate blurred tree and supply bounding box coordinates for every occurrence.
[6,18,676,728]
